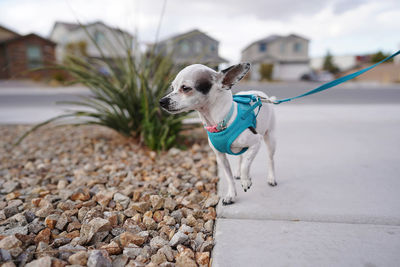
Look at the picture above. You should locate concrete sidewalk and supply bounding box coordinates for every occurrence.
[212,104,400,267]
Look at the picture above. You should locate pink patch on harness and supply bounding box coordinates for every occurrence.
[205,125,219,133]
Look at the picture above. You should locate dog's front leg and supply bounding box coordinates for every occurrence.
[213,149,237,205]
[240,135,262,192]
[233,154,242,180]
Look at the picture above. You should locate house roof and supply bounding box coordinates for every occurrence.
[0,33,56,46]
[0,24,21,37]
[54,21,80,31]
[242,33,309,52]
[159,29,219,44]
[50,21,134,38]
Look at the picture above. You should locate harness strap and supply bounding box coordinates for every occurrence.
[240,96,262,120]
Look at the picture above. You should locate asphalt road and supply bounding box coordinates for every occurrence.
[0,82,400,124]
[0,90,91,107]
[1,82,400,108]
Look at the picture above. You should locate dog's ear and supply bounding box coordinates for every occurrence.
[218,63,250,89]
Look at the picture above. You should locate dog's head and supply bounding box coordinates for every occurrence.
[159,63,250,113]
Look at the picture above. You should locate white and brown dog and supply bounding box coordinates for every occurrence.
[160,63,277,205]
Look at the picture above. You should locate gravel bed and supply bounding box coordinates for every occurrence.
[0,125,219,267]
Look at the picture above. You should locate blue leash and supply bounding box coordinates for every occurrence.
[273,50,400,104]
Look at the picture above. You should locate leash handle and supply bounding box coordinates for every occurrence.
[273,49,400,104]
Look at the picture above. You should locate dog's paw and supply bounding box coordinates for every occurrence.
[234,176,240,180]
[241,179,252,192]
[222,196,235,205]
[267,175,277,186]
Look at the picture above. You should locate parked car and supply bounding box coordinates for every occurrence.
[301,70,334,82]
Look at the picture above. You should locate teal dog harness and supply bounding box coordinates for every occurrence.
[206,94,262,155]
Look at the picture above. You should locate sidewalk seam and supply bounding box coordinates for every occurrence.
[216,216,400,227]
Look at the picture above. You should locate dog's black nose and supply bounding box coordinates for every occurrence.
[159,97,170,108]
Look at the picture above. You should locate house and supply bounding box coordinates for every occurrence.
[49,21,136,62]
[154,29,227,70]
[241,34,310,81]
[0,25,56,79]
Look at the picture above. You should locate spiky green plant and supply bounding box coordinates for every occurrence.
[15,28,186,151]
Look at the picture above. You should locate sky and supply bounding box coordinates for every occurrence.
[0,0,399,62]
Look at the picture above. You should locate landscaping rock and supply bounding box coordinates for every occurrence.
[113,193,130,209]
[0,235,22,257]
[123,245,143,258]
[119,232,146,247]
[159,245,174,262]
[150,195,164,210]
[204,220,214,233]
[151,250,167,265]
[34,228,51,244]
[169,232,189,247]
[163,198,177,211]
[175,254,197,267]
[80,218,111,244]
[44,214,59,229]
[149,236,168,250]
[25,256,52,267]
[204,194,219,208]
[87,250,112,267]
[0,248,12,262]
[68,250,88,265]
[0,126,218,265]
[196,251,210,267]
[131,202,151,214]
[4,205,19,218]
[2,181,18,193]
[55,213,69,231]
[101,241,121,255]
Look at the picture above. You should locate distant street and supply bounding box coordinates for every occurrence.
[0,81,400,124]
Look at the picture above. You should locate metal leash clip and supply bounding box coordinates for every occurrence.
[259,96,278,104]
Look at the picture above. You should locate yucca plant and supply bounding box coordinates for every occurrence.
[15,25,186,151]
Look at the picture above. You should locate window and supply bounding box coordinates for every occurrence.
[181,41,189,54]
[259,43,267,52]
[94,31,105,45]
[280,43,285,53]
[26,45,43,69]
[294,42,302,53]
[194,41,202,54]
[210,44,216,52]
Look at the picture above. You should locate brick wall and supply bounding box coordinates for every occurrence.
[0,34,57,79]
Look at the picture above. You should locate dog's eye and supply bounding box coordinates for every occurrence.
[181,85,192,92]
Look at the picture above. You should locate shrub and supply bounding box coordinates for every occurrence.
[16,29,185,151]
[259,63,274,81]
[52,71,68,83]
[371,51,393,63]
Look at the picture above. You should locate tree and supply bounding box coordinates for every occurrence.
[371,51,393,63]
[322,51,340,74]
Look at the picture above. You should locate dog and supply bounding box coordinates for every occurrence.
[159,63,277,205]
